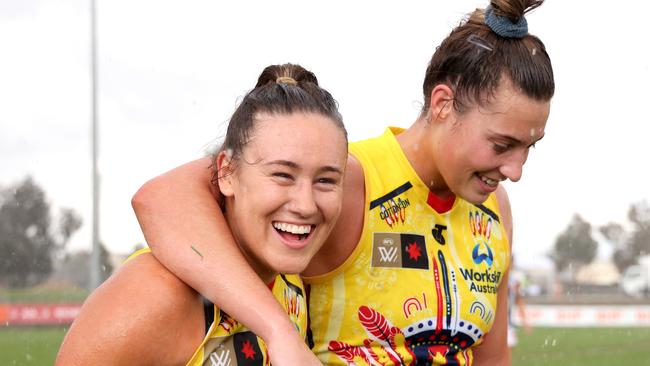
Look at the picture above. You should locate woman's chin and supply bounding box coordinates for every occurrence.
[269,256,311,275]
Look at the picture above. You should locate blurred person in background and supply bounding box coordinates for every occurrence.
[508,256,532,355]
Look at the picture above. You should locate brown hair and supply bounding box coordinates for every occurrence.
[214,63,346,181]
[422,0,554,114]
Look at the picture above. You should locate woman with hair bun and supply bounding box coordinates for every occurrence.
[55,64,349,366]
[132,0,554,364]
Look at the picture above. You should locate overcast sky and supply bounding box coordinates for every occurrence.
[1,0,648,270]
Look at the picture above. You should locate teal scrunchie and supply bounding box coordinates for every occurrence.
[484,5,528,38]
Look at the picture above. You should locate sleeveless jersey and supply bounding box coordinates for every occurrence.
[126,249,308,366]
[304,128,510,366]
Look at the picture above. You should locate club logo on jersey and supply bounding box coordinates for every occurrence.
[369,182,412,227]
[202,331,266,366]
[372,233,428,269]
[233,332,264,365]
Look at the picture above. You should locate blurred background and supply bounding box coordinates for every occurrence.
[1,0,649,364]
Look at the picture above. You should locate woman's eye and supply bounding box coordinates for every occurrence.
[492,143,510,154]
[272,172,293,180]
[317,177,337,185]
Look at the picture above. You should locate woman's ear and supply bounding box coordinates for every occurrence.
[216,150,235,197]
[428,84,455,122]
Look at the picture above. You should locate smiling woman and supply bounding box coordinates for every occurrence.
[54,64,348,366]
[217,112,347,282]
[430,76,549,204]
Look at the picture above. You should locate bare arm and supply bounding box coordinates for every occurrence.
[55,254,203,366]
[473,185,513,366]
[131,157,320,365]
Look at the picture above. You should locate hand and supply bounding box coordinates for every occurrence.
[265,331,322,366]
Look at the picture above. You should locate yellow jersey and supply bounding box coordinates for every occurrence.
[127,249,308,366]
[304,128,510,365]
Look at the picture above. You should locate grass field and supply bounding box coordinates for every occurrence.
[1,326,649,365]
[0,326,67,365]
[512,327,650,365]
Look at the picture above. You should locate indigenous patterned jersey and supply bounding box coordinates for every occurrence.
[127,249,308,366]
[304,128,510,366]
[186,273,307,366]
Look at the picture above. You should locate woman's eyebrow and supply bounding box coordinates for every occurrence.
[492,132,545,147]
[266,160,299,169]
[266,160,343,175]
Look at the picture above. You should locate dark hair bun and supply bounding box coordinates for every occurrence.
[255,63,319,88]
[490,0,543,20]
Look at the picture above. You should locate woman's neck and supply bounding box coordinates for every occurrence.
[396,117,453,199]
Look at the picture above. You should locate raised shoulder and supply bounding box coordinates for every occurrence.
[303,153,365,276]
[56,253,205,366]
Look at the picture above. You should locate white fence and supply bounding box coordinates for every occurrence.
[513,305,650,327]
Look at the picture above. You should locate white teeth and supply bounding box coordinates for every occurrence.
[273,222,312,235]
[480,175,498,187]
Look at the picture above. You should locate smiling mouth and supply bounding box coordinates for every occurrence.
[478,174,499,187]
[272,222,313,241]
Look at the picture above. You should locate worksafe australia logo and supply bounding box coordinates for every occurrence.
[371,232,428,269]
